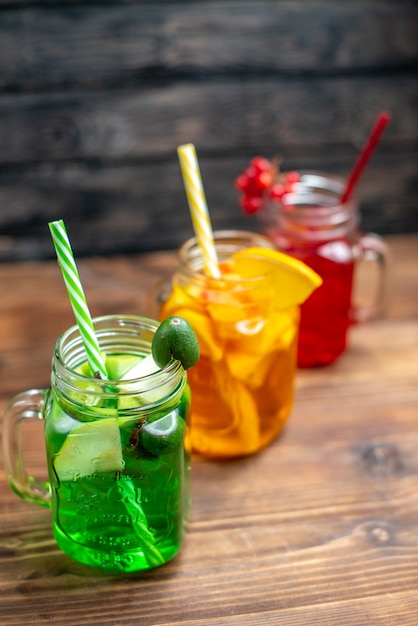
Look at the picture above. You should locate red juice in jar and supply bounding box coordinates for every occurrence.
[269,230,355,367]
[259,172,388,368]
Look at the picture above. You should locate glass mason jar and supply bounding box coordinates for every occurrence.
[3,315,191,573]
[258,172,389,368]
[159,230,300,459]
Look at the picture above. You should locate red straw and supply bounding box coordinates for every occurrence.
[341,111,391,204]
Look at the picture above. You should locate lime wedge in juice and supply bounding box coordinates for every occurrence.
[105,354,143,380]
[140,410,186,455]
[54,418,124,481]
[120,354,160,380]
[118,354,170,407]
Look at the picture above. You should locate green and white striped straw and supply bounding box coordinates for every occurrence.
[48,219,108,380]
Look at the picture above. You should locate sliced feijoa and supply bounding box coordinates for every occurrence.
[54,418,124,481]
[140,411,186,455]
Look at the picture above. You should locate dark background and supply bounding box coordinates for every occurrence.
[0,0,417,262]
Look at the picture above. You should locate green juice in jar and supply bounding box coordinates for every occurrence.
[44,351,191,573]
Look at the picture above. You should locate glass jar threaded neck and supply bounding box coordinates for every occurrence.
[261,172,359,241]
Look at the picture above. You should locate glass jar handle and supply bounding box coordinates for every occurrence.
[352,233,390,323]
[2,389,51,508]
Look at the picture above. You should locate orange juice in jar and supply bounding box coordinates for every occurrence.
[159,231,321,459]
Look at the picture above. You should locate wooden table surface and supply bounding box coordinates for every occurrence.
[1,234,417,626]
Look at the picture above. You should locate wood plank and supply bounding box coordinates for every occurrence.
[0,76,415,165]
[0,330,417,624]
[0,322,417,623]
[0,1,416,91]
[0,235,417,624]
[152,592,418,626]
[0,0,416,263]
[0,1,416,261]
[0,234,416,399]
[0,152,417,261]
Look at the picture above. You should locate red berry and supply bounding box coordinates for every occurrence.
[285,171,301,184]
[256,171,273,189]
[235,173,251,192]
[269,183,286,199]
[250,156,271,173]
[235,157,275,215]
[240,195,263,215]
[244,175,264,197]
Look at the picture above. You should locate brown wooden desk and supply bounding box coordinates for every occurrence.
[1,235,417,625]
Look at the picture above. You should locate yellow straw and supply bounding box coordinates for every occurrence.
[177,143,220,278]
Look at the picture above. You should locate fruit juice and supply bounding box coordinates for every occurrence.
[159,232,301,459]
[267,231,355,367]
[236,165,387,368]
[44,350,191,573]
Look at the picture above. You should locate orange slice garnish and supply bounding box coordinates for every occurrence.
[232,247,322,310]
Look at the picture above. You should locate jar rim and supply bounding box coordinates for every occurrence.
[282,171,357,214]
[261,171,359,239]
[53,314,183,393]
[177,230,275,286]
